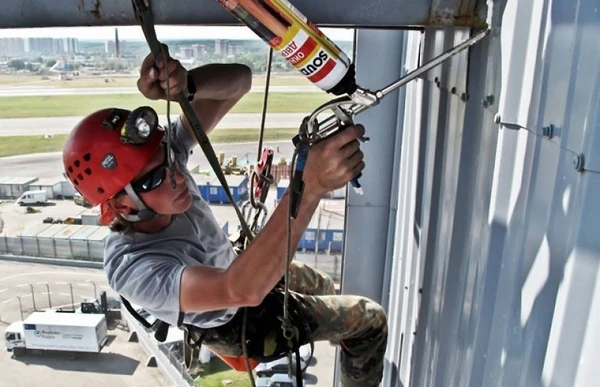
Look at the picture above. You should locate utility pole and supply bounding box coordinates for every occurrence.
[29,284,37,311]
[44,283,51,309]
[69,284,75,311]
[17,296,24,321]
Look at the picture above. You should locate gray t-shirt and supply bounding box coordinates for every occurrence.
[103,117,238,329]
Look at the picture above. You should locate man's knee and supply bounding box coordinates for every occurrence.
[338,296,388,337]
[368,300,388,332]
[354,297,387,328]
[325,275,336,295]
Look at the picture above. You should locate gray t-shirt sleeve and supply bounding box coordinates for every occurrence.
[106,252,186,326]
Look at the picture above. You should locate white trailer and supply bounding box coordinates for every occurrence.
[4,312,108,355]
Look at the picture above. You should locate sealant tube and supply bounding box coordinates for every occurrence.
[216,0,357,95]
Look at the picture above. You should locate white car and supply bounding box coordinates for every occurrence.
[256,373,302,387]
[255,343,313,378]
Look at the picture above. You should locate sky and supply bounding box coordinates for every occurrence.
[0,25,354,42]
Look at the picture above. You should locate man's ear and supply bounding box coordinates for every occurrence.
[106,196,133,215]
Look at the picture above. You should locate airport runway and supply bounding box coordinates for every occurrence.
[0,140,297,179]
[0,113,306,136]
[0,85,319,97]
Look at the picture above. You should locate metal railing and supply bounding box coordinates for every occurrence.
[121,305,196,387]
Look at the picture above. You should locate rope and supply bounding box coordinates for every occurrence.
[240,46,278,386]
[282,150,300,379]
[161,45,176,188]
[257,47,273,164]
[249,47,274,234]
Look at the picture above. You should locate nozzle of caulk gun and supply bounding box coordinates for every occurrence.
[351,173,363,195]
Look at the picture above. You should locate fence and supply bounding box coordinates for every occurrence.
[0,239,343,285]
[0,234,105,261]
[295,252,342,282]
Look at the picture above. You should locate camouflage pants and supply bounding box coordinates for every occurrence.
[199,261,388,387]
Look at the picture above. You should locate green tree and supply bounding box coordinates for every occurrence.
[45,58,57,68]
[103,60,126,71]
[8,59,25,70]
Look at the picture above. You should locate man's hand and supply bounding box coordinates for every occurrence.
[303,125,366,197]
[137,46,187,101]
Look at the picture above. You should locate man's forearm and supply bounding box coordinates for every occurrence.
[188,63,252,100]
[226,189,322,305]
[180,63,252,138]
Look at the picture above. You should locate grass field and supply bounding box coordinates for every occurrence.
[0,73,312,88]
[195,357,254,387]
[0,128,298,158]
[0,92,329,118]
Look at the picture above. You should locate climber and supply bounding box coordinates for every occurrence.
[62,49,388,387]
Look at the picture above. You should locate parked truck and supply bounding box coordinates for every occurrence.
[4,311,108,356]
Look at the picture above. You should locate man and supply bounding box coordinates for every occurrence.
[62,50,387,387]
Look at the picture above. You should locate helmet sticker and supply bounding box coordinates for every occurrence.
[101,153,117,169]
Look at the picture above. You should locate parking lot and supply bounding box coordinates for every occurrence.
[0,189,271,238]
[0,260,169,387]
[0,198,89,236]
[0,259,338,387]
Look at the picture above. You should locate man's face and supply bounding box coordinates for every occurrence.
[120,144,193,216]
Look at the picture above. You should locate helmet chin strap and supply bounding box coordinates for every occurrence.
[121,183,157,222]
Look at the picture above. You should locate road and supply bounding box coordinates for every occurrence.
[0,85,319,97]
[0,260,169,387]
[0,113,307,136]
[0,140,298,179]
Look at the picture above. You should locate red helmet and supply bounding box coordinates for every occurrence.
[63,107,164,206]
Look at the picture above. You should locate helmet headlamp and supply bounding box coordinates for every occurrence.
[121,106,159,145]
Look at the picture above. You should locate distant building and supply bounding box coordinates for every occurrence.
[179,46,194,59]
[0,37,79,57]
[0,38,25,56]
[226,44,238,56]
[215,39,227,55]
[24,38,54,55]
[191,44,205,59]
